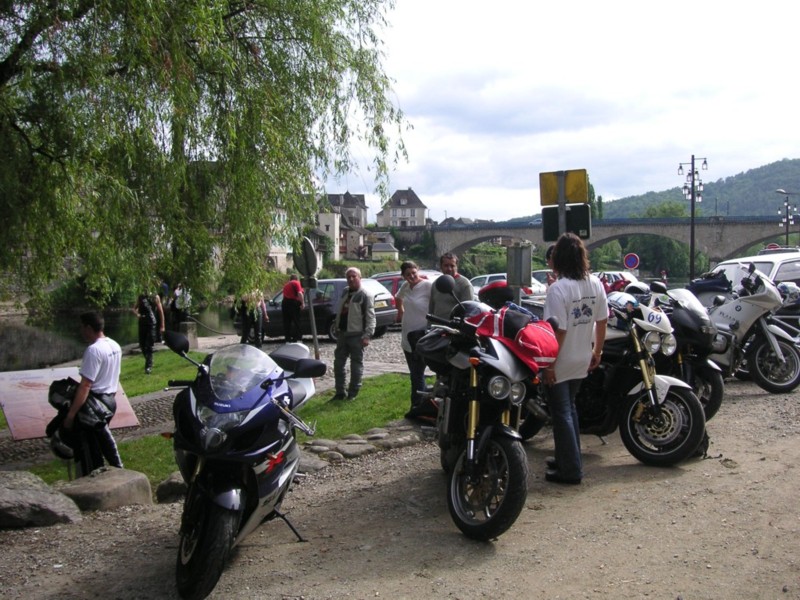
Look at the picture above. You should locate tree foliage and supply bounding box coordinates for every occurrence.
[0,0,405,305]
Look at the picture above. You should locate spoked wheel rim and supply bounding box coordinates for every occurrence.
[620,387,706,466]
[447,435,528,540]
[753,341,800,387]
[450,446,508,525]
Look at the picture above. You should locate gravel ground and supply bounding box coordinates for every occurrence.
[5,329,800,599]
[1,375,800,599]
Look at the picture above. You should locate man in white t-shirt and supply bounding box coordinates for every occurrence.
[64,311,124,475]
[543,234,607,485]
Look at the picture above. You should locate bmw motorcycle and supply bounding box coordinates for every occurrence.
[703,263,800,393]
[415,275,557,541]
[163,331,326,600]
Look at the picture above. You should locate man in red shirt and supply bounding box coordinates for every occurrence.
[281,274,305,342]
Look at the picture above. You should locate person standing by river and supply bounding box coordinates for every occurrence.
[133,292,164,374]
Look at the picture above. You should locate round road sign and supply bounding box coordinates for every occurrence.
[623,253,640,270]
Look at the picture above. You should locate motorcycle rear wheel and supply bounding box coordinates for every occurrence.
[691,365,725,421]
[447,436,528,541]
[619,387,706,467]
[748,337,800,394]
[176,498,239,600]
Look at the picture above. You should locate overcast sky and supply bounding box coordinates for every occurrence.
[327,1,799,223]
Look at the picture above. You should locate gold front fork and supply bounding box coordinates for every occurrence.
[466,363,480,460]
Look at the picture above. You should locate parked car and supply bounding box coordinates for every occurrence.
[531,269,554,287]
[711,250,800,287]
[371,270,442,298]
[594,271,639,293]
[249,278,396,342]
[469,273,546,298]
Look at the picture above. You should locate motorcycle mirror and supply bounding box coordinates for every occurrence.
[650,281,668,294]
[292,358,328,379]
[164,330,190,354]
[435,274,456,294]
[748,263,756,274]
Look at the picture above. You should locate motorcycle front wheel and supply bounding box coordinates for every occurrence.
[176,497,239,600]
[748,337,800,393]
[447,436,528,541]
[619,387,706,467]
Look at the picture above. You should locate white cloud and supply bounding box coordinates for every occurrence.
[333,0,800,223]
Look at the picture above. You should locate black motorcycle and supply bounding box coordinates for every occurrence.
[416,275,557,541]
[627,281,725,421]
[524,291,707,465]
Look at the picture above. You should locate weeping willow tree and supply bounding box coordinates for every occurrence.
[0,1,406,307]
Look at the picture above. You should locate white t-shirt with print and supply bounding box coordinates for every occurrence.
[543,275,608,383]
[79,336,122,394]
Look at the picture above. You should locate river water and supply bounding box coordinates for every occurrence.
[4,305,237,347]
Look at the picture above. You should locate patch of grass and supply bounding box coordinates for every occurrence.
[120,348,207,397]
[27,372,413,491]
[297,373,411,441]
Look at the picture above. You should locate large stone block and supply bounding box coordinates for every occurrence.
[0,471,82,528]
[58,467,152,512]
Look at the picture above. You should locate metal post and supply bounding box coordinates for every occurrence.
[689,155,696,281]
[557,171,567,236]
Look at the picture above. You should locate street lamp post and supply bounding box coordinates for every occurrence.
[678,155,708,281]
[775,189,798,247]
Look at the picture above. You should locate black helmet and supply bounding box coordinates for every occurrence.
[49,429,74,460]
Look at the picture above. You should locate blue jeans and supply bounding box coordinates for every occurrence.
[548,379,583,479]
[334,334,365,396]
[404,349,427,407]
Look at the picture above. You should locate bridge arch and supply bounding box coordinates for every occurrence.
[428,217,785,266]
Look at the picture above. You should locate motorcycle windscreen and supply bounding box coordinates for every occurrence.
[208,344,282,402]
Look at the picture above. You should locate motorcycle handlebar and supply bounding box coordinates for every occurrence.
[167,380,194,388]
[426,313,452,326]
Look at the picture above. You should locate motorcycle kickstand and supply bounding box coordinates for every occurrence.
[274,508,307,543]
[596,435,608,445]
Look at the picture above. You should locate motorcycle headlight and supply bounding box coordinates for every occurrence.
[509,382,526,405]
[642,331,662,354]
[487,375,511,400]
[660,332,677,356]
[197,405,248,433]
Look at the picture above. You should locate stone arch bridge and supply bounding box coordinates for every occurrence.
[393,216,785,266]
